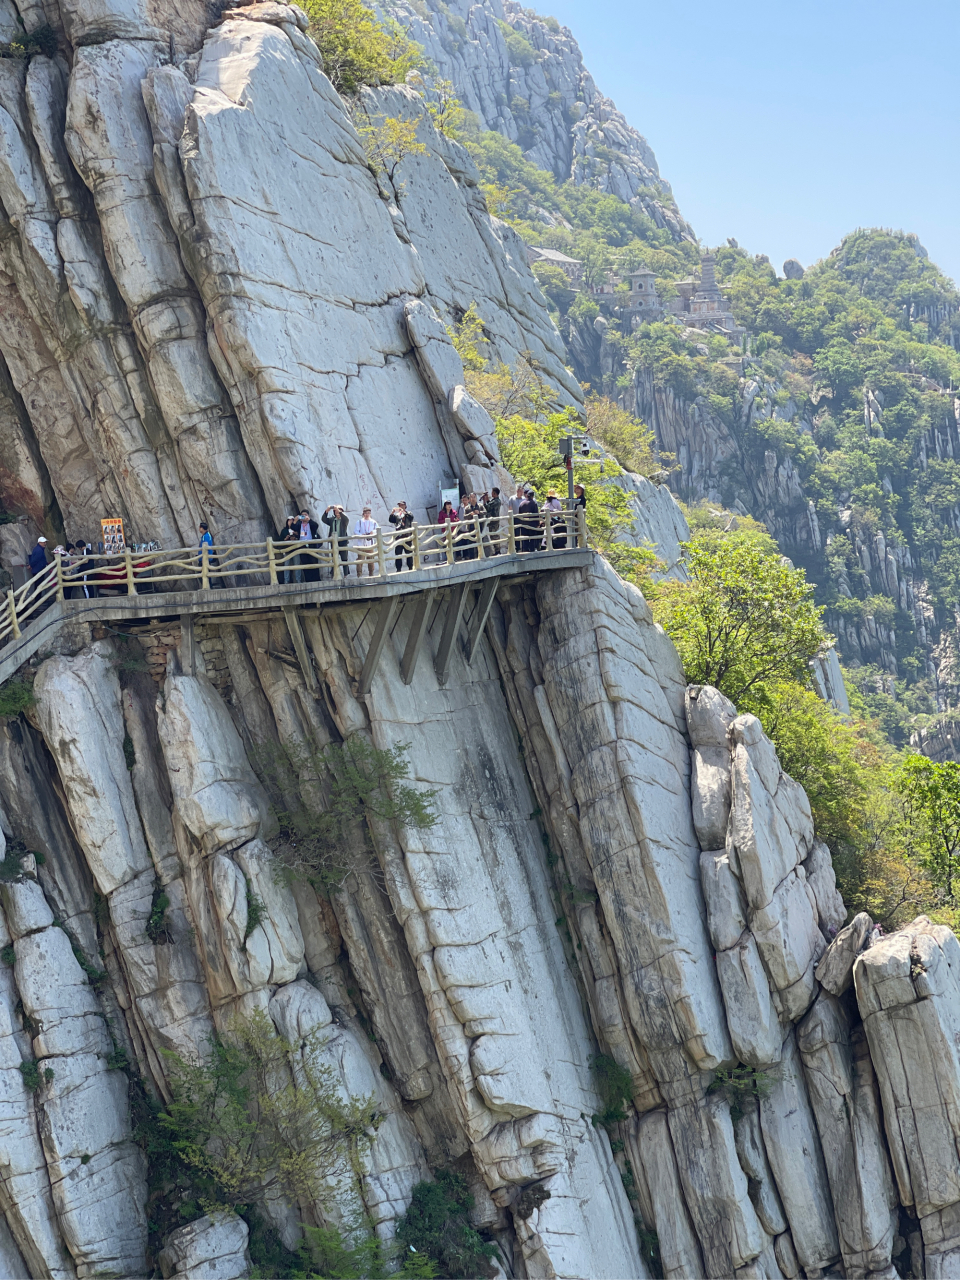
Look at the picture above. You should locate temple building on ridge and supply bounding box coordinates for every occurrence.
[585,252,746,340]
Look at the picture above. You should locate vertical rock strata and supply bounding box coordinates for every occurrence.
[0,0,954,1276]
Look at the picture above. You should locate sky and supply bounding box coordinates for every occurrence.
[543,0,960,283]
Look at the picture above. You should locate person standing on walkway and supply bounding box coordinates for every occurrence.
[389,501,415,572]
[354,507,378,576]
[483,488,502,555]
[28,536,48,577]
[76,540,98,598]
[322,505,350,577]
[518,488,540,553]
[459,492,483,561]
[506,483,525,554]
[296,509,320,583]
[543,489,566,549]
[277,516,298,583]
[198,522,224,589]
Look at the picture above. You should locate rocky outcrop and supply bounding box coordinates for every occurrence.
[383,0,692,238]
[0,0,954,1276]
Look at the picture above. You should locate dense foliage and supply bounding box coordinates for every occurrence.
[302,0,422,94]
[395,1169,497,1279]
[651,534,825,703]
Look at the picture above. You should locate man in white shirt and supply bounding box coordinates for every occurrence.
[354,507,379,576]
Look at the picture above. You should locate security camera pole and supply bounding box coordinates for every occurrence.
[559,437,576,503]
[559,436,597,502]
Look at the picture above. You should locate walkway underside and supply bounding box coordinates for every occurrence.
[0,548,594,688]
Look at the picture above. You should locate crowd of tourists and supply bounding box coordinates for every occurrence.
[24,482,585,596]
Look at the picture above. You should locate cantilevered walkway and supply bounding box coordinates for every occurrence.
[0,512,591,690]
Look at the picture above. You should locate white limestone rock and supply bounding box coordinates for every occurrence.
[632,1109,704,1278]
[797,992,897,1276]
[758,1032,839,1273]
[157,673,273,854]
[158,1212,250,1280]
[734,1099,787,1237]
[855,917,960,1225]
[728,715,814,912]
[700,851,747,953]
[815,910,873,995]
[34,643,153,894]
[716,932,782,1066]
[802,839,847,937]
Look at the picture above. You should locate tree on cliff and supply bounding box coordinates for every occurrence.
[302,0,422,94]
[651,533,825,704]
[899,755,960,900]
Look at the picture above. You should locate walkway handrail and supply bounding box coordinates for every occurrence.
[0,506,587,657]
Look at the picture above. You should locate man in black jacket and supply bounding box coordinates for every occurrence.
[388,501,415,571]
[321,505,350,577]
[518,488,540,553]
[295,509,321,582]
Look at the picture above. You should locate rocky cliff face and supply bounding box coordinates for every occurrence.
[0,2,955,1278]
[383,0,692,239]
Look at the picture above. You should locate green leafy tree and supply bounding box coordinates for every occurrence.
[650,535,826,704]
[899,755,960,899]
[302,0,422,94]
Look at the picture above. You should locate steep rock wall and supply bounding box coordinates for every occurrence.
[0,2,954,1278]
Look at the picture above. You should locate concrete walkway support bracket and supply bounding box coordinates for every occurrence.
[359,595,402,696]
[401,589,435,686]
[434,584,468,687]
[466,578,498,664]
[282,606,319,694]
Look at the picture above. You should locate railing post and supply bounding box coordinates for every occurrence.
[412,524,421,571]
[54,554,64,602]
[507,510,516,556]
[124,547,137,597]
[376,527,386,578]
[475,517,484,559]
[577,506,587,548]
[445,522,455,566]
[200,545,210,590]
[267,537,278,585]
[331,533,341,580]
[7,590,19,639]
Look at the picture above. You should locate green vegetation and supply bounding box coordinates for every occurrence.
[243,879,267,940]
[18,1059,53,1092]
[301,0,422,94]
[590,1053,633,1129]
[159,1009,377,1212]
[396,1169,497,1279]
[0,677,35,718]
[0,24,56,60]
[899,756,960,899]
[253,736,438,893]
[708,1065,774,1123]
[145,884,171,945]
[0,945,13,967]
[650,534,825,704]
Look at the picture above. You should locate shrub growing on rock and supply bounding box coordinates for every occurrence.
[301,0,422,95]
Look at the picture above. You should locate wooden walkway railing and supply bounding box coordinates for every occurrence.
[2,508,587,656]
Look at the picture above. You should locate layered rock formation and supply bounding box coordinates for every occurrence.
[0,1,955,1277]
[383,0,692,238]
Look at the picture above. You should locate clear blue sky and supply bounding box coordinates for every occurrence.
[545,0,959,283]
